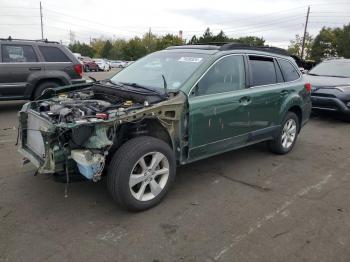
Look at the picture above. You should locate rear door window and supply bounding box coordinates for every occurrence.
[249,56,277,86]
[39,46,70,62]
[1,45,38,62]
[278,59,300,82]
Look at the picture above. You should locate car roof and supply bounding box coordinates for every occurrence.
[166,43,291,58]
[0,38,62,46]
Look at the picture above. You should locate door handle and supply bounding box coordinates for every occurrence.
[239,96,251,106]
[29,67,41,71]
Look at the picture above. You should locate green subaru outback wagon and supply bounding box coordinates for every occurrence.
[18,43,311,211]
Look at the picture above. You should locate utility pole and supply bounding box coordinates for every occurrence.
[301,6,310,60]
[148,27,151,52]
[40,2,44,39]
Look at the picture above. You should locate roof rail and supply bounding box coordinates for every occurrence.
[0,36,60,44]
[167,42,290,56]
[219,43,290,56]
[166,45,220,50]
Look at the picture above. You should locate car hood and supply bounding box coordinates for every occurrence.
[305,75,350,87]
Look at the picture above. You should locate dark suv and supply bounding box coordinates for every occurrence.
[0,38,85,100]
[305,59,350,119]
[18,44,311,211]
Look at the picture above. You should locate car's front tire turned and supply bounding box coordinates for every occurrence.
[269,112,300,154]
[107,136,176,211]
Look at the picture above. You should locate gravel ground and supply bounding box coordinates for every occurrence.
[0,70,349,262]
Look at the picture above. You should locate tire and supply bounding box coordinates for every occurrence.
[107,136,176,211]
[268,112,300,154]
[33,81,60,100]
[85,65,90,72]
[340,114,350,123]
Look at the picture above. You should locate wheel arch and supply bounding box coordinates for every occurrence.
[113,118,174,152]
[279,93,304,132]
[288,105,302,132]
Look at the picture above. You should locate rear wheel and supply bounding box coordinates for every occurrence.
[269,112,299,154]
[107,136,176,211]
[33,81,60,100]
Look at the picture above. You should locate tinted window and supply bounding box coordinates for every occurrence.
[39,46,70,62]
[196,55,246,96]
[1,45,37,62]
[249,56,277,86]
[275,61,284,83]
[279,59,300,81]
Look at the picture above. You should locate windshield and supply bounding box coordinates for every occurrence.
[309,60,350,78]
[110,51,208,90]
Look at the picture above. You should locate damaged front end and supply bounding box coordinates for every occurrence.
[18,82,187,182]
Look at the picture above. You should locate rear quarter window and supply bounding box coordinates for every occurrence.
[39,46,71,62]
[278,59,300,82]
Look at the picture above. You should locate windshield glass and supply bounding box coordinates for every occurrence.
[309,60,350,78]
[110,51,208,90]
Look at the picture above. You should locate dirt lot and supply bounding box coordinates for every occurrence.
[1,70,350,262]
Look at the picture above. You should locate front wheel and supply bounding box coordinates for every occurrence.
[107,136,176,211]
[269,112,300,154]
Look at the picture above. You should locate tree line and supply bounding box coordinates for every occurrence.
[288,23,350,62]
[68,24,349,63]
[68,28,265,60]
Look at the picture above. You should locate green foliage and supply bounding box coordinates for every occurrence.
[287,33,313,59]
[235,36,265,47]
[155,34,183,50]
[311,27,338,62]
[335,23,350,59]
[190,28,265,46]
[68,23,349,63]
[68,41,94,57]
[100,40,113,58]
[287,23,350,62]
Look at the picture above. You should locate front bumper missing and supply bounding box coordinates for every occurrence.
[18,109,59,174]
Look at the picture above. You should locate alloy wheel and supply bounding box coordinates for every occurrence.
[129,152,169,201]
[281,119,297,149]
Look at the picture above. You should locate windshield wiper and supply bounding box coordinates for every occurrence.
[161,74,168,96]
[119,82,165,97]
[308,73,319,76]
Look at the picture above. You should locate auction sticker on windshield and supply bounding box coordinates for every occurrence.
[178,57,203,63]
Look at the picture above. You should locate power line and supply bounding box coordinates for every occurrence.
[0,6,38,9]
[0,24,40,26]
[0,15,40,17]
[44,8,143,34]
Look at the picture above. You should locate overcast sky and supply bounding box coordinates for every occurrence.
[1,0,349,48]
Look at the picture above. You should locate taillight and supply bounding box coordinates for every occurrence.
[74,64,83,77]
[305,83,311,93]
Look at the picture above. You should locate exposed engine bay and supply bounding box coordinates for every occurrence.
[18,82,186,183]
[33,82,166,125]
